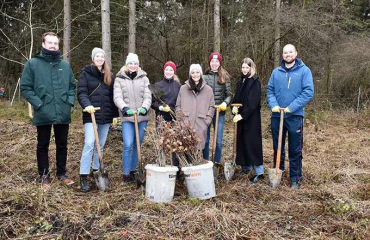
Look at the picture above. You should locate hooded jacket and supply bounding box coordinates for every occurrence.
[77,65,118,124]
[267,58,314,118]
[113,66,151,123]
[20,51,76,126]
[176,79,215,149]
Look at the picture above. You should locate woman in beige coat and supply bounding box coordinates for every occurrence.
[114,53,151,183]
[176,64,215,150]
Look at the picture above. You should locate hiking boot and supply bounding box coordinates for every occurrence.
[241,169,251,175]
[291,181,300,189]
[130,170,137,181]
[57,174,75,185]
[249,174,265,184]
[123,174,133,184]
[80,175,91,192]
[40,175,51,191]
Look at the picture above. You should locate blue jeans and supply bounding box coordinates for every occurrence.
[122,121,148,175]
[271,115,304,182]
[203,114,225,163]
[80,123,110,175]
[242,165,264,175]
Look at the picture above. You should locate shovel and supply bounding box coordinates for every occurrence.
[85,107,109,190]
[148,84,176,119]
[212,106,221,179]
[268,109,284,188]
[224,103,242,183]
[134,111,146,189]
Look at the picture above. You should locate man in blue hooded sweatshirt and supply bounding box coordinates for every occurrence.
[267,44,314,189]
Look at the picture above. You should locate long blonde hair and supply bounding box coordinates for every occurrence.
[241,58,256,77]
[205,66,230,84]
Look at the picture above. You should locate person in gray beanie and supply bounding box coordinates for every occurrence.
[176,64,215,150]
[114,53,151,183]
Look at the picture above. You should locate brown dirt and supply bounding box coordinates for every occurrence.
[0,104,369,239]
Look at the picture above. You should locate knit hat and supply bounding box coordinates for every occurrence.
[163,61,177,74]
[208,52,222,65]
[125,53,139,66]
[189,64,203,77]
[91,47,105,61]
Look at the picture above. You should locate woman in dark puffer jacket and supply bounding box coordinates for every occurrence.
[77,47,118,192]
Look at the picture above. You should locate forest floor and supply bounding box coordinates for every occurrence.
[0,102,369,239]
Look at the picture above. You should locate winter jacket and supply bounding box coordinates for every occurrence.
[77,65,119,124]
[203,71,232,115]
[113,66,151,123]
[151,78,181,122]
[20,51,76,126]
[176,80,215,150]
[267,58,314,118]
[232,74,263,166]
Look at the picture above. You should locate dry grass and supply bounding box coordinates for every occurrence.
[0,103,369,239]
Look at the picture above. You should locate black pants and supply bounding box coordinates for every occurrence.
[36,124,69,177]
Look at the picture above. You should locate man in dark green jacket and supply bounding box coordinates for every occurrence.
[20,32,76,191]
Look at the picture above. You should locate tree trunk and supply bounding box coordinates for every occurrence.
[128,0,136,53]
[101,0,112,67]
[274,0,281,67]
[214,0,220,52]
[63,0,71,62]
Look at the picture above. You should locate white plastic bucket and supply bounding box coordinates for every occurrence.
[181,161,216,200]
[145,164,179,203]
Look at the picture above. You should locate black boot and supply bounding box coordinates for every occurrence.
[130,170,137,181]
[80,174,91,192]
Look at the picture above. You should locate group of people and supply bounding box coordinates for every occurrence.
[20,32,314,192]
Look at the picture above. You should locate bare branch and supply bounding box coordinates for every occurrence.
[0,55,25,66]
[61,32,92,57]
[0,10,30,27]
[0,29,28,60]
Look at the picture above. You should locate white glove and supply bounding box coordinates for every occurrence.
[233,114,243,123]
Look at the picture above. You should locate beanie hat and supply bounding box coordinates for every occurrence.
[208,52,223,65]
[189,64,203,77]
[163,61,177,74]
[91,47,105,61]
[125,53,139,66]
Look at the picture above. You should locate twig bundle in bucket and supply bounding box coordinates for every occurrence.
[155,116,204,167]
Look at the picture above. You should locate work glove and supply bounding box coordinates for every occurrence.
[284,108,291,113]
[233,114,243,123]
[159,105,171,112]
[271,106,280,113]
[138,107,147,115]
[232,106,238,115]
[84,105,95,114]
[112,118,118,126]
[218,102,227,112]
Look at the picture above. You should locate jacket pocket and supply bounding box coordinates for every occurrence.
[61,92,73,106]
[60,92,72,119]
[36,93,54,123]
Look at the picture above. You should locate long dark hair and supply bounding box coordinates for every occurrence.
[188,77,203,93]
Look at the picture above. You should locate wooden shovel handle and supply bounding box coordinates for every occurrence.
[134,112,142,167]
[212,106,220,163]
[231,103,242,108]
[275,109,284,170]
[90,109,105,169]
[231,103,242,161]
